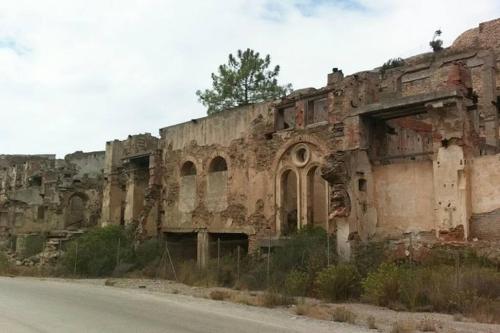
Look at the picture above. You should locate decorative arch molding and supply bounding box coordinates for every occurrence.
[271,134,329,174]
[273,136,330,236]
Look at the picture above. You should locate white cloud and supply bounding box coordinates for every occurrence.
[0,0,498,156]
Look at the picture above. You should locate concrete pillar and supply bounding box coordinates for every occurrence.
[197,230,209,268]
[433,145,471,240]
[480,52,498,151]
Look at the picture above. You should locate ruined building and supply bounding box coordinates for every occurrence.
[0,152,104,253]
[2,18,500,264]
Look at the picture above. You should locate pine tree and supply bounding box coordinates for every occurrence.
[196,48,292,115]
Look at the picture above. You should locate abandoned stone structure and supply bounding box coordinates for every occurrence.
[2,18,500,264]
[0,152,104,253]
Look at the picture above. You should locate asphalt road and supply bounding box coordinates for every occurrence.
[0,277,368,333]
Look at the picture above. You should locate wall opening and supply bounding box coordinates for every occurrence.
[66,194,86,228]
[180,161,197,176]
[209,157,227,172]
[206,156,228,211]
[307,166,328,227]
[306,97,328,125]
[209,233,248,258]
[125,155,150,222]
[276,106,296,130]
[368,114,433,163]
[165,232,197,261]
[37,206,45,220]
[179,161,197,212]
[281,169,298,235]
[358,178,367,192]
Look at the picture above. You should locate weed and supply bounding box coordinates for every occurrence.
[366,315,377,329]
[209,290,230,301]
[332,306,356,324]
[390,320,415,333]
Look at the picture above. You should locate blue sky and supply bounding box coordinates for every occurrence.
[0,0,499,157]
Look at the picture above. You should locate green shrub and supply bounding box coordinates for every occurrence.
[398,267,428,311]
[19,234,46,258]
[461,266,500,299]
[61,225,132,277]
[380,58,405,75]
[284,269,309,296]
[353,241,387,277]
[315,264,360,301]
[0,251,10,274]
[362,262,401,306]
[272,227,330,273]
[135,238,162,268]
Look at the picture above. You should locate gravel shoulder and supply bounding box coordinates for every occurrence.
[40,277,500,333]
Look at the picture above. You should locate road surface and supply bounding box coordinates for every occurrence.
[0,277,368,333]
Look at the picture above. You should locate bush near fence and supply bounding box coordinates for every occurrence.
[57,225,500,323]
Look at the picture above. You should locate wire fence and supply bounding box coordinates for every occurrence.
[144,231,337,291]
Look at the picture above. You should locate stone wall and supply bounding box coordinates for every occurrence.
[3,18,500,264]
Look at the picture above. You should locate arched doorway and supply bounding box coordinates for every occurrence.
[306,166,328,228]
[66,194,86,228]
[281,169,298,235]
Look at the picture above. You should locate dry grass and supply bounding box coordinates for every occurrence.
[390,320,415,333]
[230,293,254,306]
[294,302,311,316]
[255,291,294,308]
[292,302,330,320]
[452,313,463,322]
[332,306,356,324]
[104,279,116,286]
[366,315,377,329]
[209,290,230,301]
[466,298,500,324]
[417,317,439,332]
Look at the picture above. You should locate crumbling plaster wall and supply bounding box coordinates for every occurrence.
[373,161,435,237]
[160,103,276,244]
[100,133,160,237]
[0,153,104,240]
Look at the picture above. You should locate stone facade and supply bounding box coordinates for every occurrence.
[3,18,500,264]
[0,152,104,252]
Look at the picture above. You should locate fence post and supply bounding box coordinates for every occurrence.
[266,228,271,289]
[326,232,330,267]
[236,245,240,282]
[73,240,79,275]
[455,250,460,289]
[165,240,177,282]
[116,237,121,268]
[217,237,221,284]
[58,239,62,258]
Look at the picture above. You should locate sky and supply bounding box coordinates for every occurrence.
[0,0,499,157]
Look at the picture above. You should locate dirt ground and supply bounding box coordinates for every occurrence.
[56,277,500,333]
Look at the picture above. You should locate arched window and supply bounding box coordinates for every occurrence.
[281,169,298,235]
[179,161,197,212]
[206,156,228,212]
[180,161,197,176]
[67,194,87,228]
[209,156,227,173]
[306,166,328,228]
